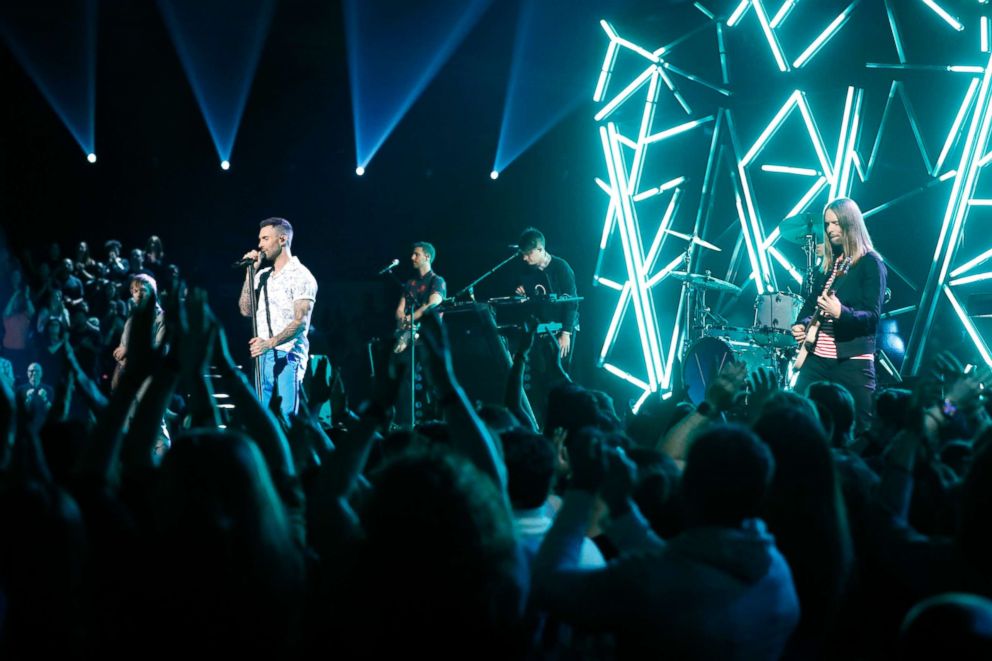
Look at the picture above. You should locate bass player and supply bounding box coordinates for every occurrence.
[791,198,887,432]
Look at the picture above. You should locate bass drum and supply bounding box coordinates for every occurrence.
[681,336,779,405]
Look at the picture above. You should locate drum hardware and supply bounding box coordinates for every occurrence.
[669,271,742,295]
[778,211,822,299]
[662,229,723,253]
[752,291,804,348]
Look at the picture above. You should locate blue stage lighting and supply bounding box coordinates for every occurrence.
[345,0,493,171]
[220,160,230,170]
[490,170,499,180]
[157,0,277,165]
[87,153,97,163]
[355,166,366,176]
[493,0,610,174]
[0,0,98,157]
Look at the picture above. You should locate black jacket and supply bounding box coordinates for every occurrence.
[796,250,886,358]
[516,255,579,333]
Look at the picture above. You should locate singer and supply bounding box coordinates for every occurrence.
[238,217,317,419]
[791,198,886,432]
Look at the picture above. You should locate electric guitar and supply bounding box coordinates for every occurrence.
[794,256,852,370]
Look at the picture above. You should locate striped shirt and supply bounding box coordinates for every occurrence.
[813,319,873,360]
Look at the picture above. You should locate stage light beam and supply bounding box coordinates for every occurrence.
[87,153,97,163]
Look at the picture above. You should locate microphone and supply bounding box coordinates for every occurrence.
[508,244,521,252]
[377,258,400,275]
[232,257,256,269]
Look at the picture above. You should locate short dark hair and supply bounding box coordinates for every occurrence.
[413,241,435,262]
[518,227,545,253]
[681,425,774,527]
[501,428,556,509]
[806,381,855,446]
[104,239,122,254]
[260,217,294,248]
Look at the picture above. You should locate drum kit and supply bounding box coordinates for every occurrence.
[676,213,823,403]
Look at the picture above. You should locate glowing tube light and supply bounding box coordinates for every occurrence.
[950,247,992,277]
[795,94,837,183]
[920,0,963,31]
[631,389,653,414]
[727,1,749,26]
[948,271,992,287]
[595,276,625,291]
[594,65,655,122]
[935,78,980,176]
[603,123,662,388]
[740,91,802,166]
[693,3,715,20]
[599,282,631,360]
[594,39,619,102]
[770,0,797,28]
[760,164,820,176]
[768,246,804,283]
[944,286,992,365]
[752,0,790,72]
[784,175,829,221]
[792,1,858,69]
[643,189,683,271]
[604,363,651,391]
[883,0,906,63]
[646,255,686,288]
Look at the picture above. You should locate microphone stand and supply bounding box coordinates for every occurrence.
[405,292,417,430]
[246,263,263,399]
[382,265,419,429]
[453,250,519,300]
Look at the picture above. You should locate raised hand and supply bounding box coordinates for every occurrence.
[123,296,161,379]
[418,311,455,392]
[307,355,334,411]
[515,316,539,361]
[705,360,747,413]
[748,366,780,418]
[601,445,637,514]
[568,427,609,493]
[177,287,217,380]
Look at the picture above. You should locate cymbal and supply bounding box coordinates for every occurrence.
[663,229,722,252]
[778,211,824,243]
[669,271,742,295]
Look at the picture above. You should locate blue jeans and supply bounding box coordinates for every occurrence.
[260,350,302,421]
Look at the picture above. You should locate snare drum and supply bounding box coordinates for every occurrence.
[753,292,803,348]
[682,336,778,405]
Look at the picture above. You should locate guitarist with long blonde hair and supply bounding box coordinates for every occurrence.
[790,198,887,432]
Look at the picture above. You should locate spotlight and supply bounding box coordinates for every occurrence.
[355,166,366,176]
[87,153,97,163]
[220,160,231,170]
[490,170,499,180]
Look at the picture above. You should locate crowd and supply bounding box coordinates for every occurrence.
[1,237,178,396]
[1,238,992,659]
